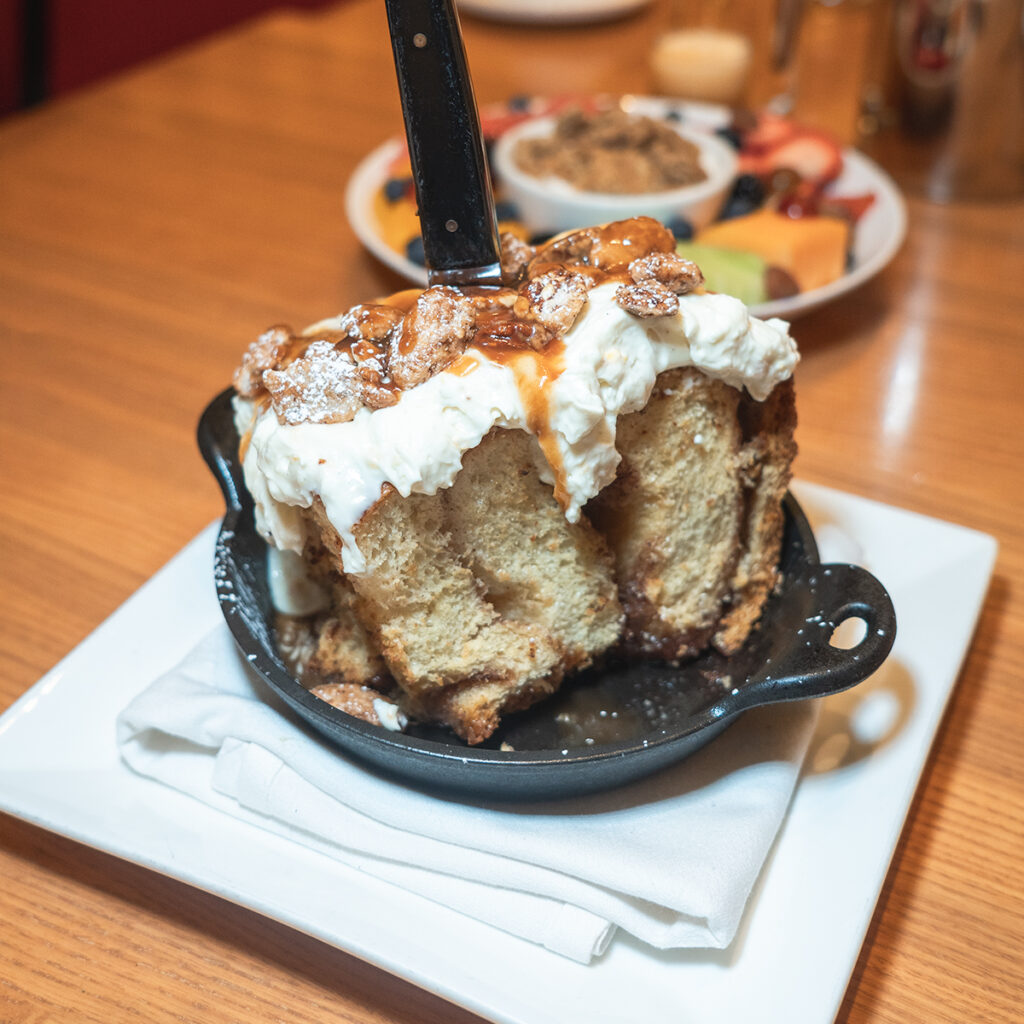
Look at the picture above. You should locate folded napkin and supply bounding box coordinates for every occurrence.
[116,622,815,966]
[118,626,817,963]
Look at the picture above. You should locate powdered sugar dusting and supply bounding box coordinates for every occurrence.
[263,340,364,425]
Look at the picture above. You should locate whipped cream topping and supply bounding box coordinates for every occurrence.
[235,284,798,574]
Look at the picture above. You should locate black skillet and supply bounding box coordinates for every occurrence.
[199,0,896,800]
[199,389,896,802]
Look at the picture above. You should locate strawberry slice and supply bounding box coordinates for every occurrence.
[385,147,413,177]
[768,132,843,184]
[741,111,799,154]
[775,180,823,218]
[479,95,604,140]
[740,130,843,185]
[819,193,876,223]
[737,149,776,177]
[480,110,534,140]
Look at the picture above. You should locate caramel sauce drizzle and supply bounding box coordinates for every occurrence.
[447,353,481,377]
[505,341,570,511]
[429,214,679,509]
[455,294,571,508]
[243,218,677,506]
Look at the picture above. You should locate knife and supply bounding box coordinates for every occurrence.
[384,0,502,288]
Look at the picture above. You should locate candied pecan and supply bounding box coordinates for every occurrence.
[472,288,519,313]
[358,387,398,410]
[532,227,595,267]
[263,340,363,425]
[353,350,400,410]
[482,315,556,351]
[615,280,679,318]
[233,324,293,397]
[525,266,589,335]
[532,218,676,278]
[309,682,399,727]
[468,290,554,351]
[628,251,704,294]
[335,303,405,344]
[348,338,386,367]
[388,286,475,389]
[500,232,535,285]
[589,217,676,271]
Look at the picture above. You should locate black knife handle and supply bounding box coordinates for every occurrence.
[384,0,501,286]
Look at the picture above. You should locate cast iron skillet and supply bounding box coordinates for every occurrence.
[199,388,896,801]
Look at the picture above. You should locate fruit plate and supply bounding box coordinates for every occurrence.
[198,388,896,801]
[345,96,907,321]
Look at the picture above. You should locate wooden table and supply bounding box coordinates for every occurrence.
[2,2,1022,1020]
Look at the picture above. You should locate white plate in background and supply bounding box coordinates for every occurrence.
[457,0,653,25]
[345,97,907,321]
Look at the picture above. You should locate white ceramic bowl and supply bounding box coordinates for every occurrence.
[491,111,738,237]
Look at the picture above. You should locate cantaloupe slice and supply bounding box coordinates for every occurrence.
[697,209,849,292]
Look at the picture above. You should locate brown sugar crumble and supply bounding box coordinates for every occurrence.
[512,107,708,194]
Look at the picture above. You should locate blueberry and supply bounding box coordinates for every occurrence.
[666,215,694,240]
[845,249,856,273]
[494,199,520,222]
[719,195,759,220]
[731,173,765,203]
[715,125,743,150]
[718,173,765,220]
[665,107,684,123]
[507,94,531,111]
[383,176,413,202]
[405,235,426,266]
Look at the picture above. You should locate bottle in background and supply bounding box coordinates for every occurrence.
[863,0,1024,200]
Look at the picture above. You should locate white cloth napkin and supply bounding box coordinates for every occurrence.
[117,625,818,963]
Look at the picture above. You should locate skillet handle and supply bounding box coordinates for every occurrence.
[197,387,247,515]
[734,563,897,710]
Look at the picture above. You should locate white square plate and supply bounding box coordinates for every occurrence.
[0,481,996,1024]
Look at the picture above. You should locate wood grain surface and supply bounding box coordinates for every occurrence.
[1,1,1022,1021]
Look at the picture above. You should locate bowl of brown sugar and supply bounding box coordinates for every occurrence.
[491,98,737,237]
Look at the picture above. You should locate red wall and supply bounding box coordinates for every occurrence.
[2,0,335,115]
[1,1,23,115]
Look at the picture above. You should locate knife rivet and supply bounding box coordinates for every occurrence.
[413,32,427,47]
[445,219,458,232]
